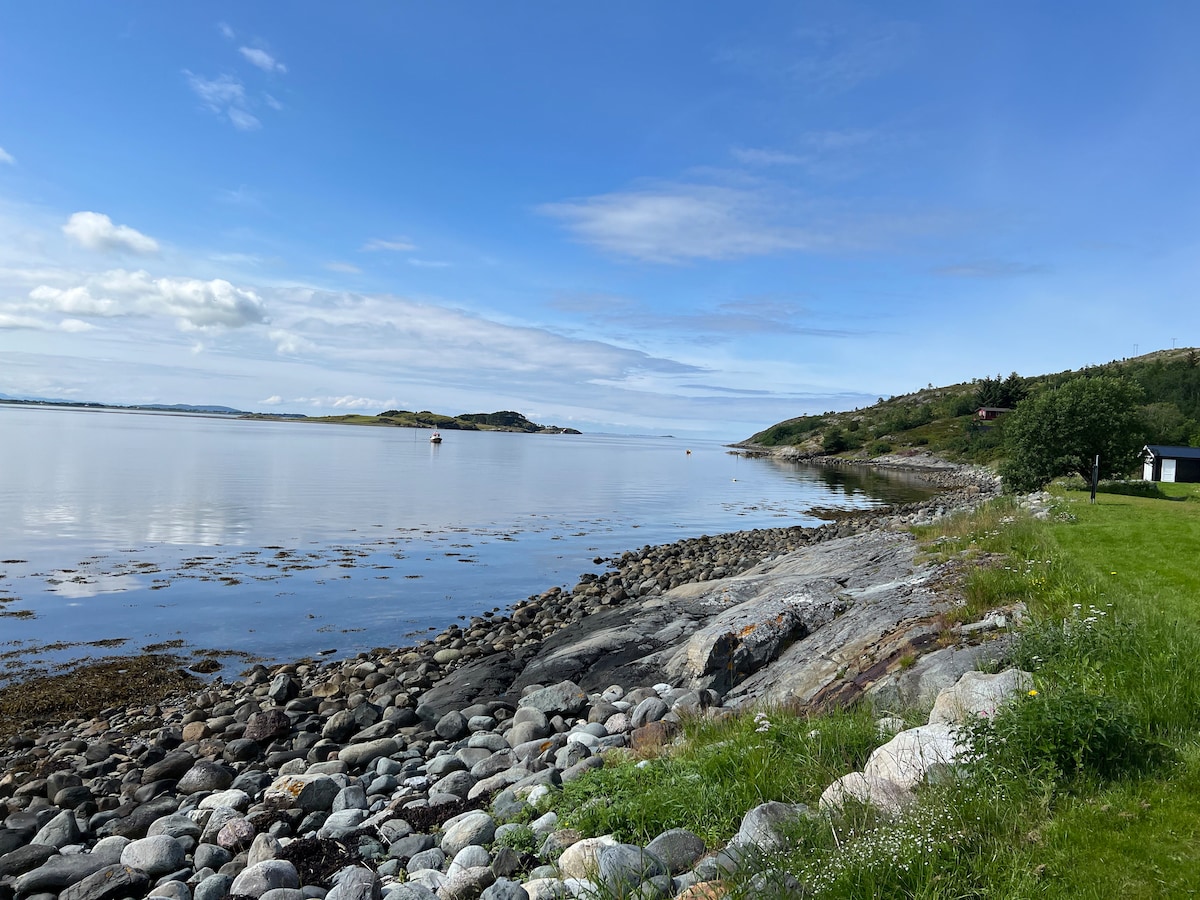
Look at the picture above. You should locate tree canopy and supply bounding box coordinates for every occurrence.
[1000,375,1147,492]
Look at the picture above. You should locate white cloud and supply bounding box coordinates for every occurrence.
[362,238,416,252]
[62,212,160,255]
[293,395,391,410]
[0,312,47,330]
[185,71,265,130]
[58,318,94,333]
[260,395,283,405]
[218,22,235,40]
[186,71,245,111]
[408,258,450,268]
[0,147,14,166]
[732,147,804,166]
[541,184,817,263]
[239,47,286,74]
[263,93,283,111]
[227,108,261,131]
[28,269,266,329]
[325,261,362,274]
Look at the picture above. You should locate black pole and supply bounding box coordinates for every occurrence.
[1090,454,1100,504]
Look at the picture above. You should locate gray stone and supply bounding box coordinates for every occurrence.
[385,885,439,900]
[177,762,234,795]
[193,844,232,872]
[389,834,436,863]
[15,855,110,894]
[644,829,705,875]
[229,860,301,898]
[447,845,490,878]
[333,785,369,812]
[151,880,192,900]
[121,835,187,876]
[435,712,470,742]
[406,849,446,874]
[479,879,528,900]
[248,833,283,867]
[517,682,588,718]
[326,865,381,900]
[732,801,815,853]
[437,866,495,900]
[596,844,666,895]
[91,836,131,864]
[520,879,570,900]
[193,873,234,900]
[31,810,81,849]
[319,809,369,839]
[338,739,400,769]
[59,864,150,900]
[0,843,58,878]
[867,642,1014,709]
[629,698,669,729]
[148,814,203,842]
[432,770,476,799]
[264,774,341,812]
[440,812,496,857]
[259,891,306,900]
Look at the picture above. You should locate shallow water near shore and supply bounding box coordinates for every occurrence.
[0,405,935,679]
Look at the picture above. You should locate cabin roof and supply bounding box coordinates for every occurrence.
[1144,444,1200,460]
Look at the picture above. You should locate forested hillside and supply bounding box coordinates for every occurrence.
[745,348,1200,463]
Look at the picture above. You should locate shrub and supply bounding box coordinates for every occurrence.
[869,440,893,455]
[967,684,1166,784]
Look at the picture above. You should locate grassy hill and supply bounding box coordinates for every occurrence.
[743,348,1200,464]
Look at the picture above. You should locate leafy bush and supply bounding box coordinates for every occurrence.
[967,685,1165,783]
[869,440,892,455]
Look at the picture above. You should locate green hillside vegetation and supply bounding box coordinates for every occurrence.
[746,348,1200,465]
[298,408,581,434]
[545,484,1200,896]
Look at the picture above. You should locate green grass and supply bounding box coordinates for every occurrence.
[546,706,881,847]
[541,487,1200,897]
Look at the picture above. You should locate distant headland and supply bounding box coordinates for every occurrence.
[0,396,581,434]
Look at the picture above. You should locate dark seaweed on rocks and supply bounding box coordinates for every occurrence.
[0,654,199,738]
[278,836,364,886]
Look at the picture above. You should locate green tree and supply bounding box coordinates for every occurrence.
[1000,375,1147,492]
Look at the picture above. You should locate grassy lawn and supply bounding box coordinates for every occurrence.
[537,485,1200,898]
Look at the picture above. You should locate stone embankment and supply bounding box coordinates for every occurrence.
[0,466,1018,900]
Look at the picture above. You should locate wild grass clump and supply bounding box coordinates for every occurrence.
[547,705,880,846]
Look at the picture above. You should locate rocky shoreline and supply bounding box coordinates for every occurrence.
[0,461,1012,900]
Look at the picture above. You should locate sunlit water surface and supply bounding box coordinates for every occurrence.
[0,406,935,677]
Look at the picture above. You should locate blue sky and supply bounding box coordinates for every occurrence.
[2,3,1199,439]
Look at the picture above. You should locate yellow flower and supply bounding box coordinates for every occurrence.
[1028,689,1039,697]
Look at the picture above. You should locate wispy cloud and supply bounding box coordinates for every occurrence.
[731,147,805,167]
[325,261,362,274]
[541,183,818,263]
[184,71,262,130]
[0,147,15,166]
[218,22,235,40]
[408,258,450,268]
[362,238,416,252]
[239,47,287,74]
[934,260,1049,278]
[62,212,159,255]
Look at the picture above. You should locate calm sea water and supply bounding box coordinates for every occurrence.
[0,406,934,677]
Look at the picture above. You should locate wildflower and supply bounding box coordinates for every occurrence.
[1028,689,1038,697]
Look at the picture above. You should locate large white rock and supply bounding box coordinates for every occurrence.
[819,772,914,817]
[863,723,964,789]
[556,835,617,879]
[928,668,1033,725]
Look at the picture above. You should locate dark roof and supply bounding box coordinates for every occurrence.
[1144,444,1200,460]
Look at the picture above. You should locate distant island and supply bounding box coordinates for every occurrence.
[266,408,582,434]
[0,396,580,434]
